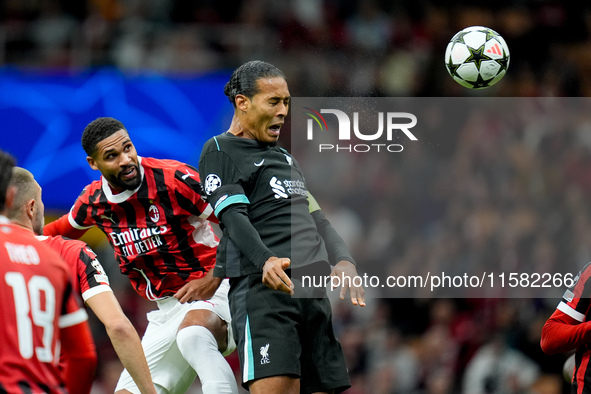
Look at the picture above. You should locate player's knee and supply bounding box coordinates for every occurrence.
[180,310,228,351]
[177,324,227,354]
[180,309,218,329]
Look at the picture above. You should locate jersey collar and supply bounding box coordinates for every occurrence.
[101,156,145,204]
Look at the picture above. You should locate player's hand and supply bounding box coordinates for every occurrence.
[330,260,366,307]
[174,269,222,303]
[262,257,294,295]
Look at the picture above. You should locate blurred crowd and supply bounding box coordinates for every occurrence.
[4,0,591,393]
[1,0,591,96]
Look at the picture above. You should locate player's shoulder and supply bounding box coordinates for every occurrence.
[0,222,33,242]
[276,146,300,167]
[202,132,249,155]
[72,179,103,208]
[141,156,195,172]
[37,234,90,256]
[202,133,226,152]
[78,179,103,199]
[142,157,201,184]
[0,225,69,272]
[277,146,294,157]
[141,156,180,169]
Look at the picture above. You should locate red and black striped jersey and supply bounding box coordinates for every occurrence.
[0,217,88,394]
[556,261,591,393]
[37,235,111,302]
[65,157,218,300]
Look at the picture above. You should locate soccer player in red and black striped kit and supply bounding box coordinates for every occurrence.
[0,150,95,394]
[44,117,238,394]
[7,166,156,394]
[541,261,591,393]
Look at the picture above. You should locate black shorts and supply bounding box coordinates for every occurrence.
[229,271,351,393]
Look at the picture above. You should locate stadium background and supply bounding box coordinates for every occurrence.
[1,0,590,392]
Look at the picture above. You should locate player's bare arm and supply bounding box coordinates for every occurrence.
[262,257,294,295]
[87,292,156,394]
[174,268,223,303]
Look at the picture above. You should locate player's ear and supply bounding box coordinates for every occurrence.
[235,94,249,112]
[26,198,36,220]
[87,156,99,171]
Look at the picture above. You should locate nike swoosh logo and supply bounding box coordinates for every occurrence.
[254,159,265,166]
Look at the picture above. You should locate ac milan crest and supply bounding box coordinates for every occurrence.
[149,204,160,223]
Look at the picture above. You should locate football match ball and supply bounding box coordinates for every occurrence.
[445,26,510,89]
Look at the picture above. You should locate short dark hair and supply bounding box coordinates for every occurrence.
[224,60,286,107]
[82,117,127,157]
[6,167,37,222]
[0,149,16,212]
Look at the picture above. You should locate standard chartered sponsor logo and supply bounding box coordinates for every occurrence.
[269,177,307,199]
[270,177,288,199]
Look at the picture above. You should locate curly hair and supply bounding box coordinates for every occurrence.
[224,60,285,107]
[81,117,127,156]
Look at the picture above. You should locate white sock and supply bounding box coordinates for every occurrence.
[176,326,238,394]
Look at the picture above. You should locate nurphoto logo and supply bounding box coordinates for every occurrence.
[303,107,418,153]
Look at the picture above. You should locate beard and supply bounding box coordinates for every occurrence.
[33,205,44,236]
[107,165,142,191]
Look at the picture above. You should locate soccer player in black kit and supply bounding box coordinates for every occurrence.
[199,60,365,394]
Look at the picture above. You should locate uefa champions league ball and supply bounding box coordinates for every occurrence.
[445,26,510,89]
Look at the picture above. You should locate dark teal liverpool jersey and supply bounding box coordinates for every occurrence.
[199,132,328,277]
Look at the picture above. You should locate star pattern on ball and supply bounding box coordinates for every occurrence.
[482,28,499,41]
[453,30,471,44]
[466,45,487,70]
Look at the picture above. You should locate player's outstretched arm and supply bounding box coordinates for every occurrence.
[43,214,88,239]
[541,309,591,354]
[86,291,157,394]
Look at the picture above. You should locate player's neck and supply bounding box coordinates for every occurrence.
[107,181,124,194]
[227,116,245,138]
[9,218,34,234]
